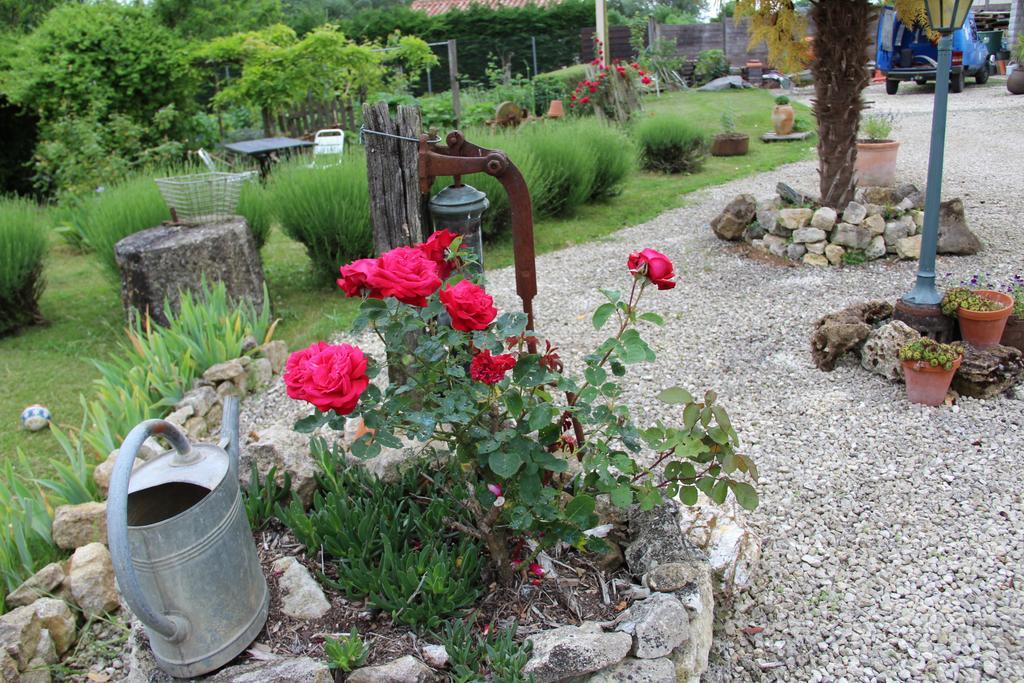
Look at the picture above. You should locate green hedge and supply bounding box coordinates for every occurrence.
[0,196,48,336]
[634,115,709,174]
[533,64,588,116]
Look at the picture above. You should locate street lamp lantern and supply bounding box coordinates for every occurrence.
[894,0,974,341]
[428,182,489,272]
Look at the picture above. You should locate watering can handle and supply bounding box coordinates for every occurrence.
[219,396,241,480]
[106,418,195,643]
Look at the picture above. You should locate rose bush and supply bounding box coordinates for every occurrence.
[289,231,758,583]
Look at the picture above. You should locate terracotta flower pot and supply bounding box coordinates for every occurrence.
[1001,314,1024,352]
[710,133,749,156]
[855,140,900,187]
[902,357,961,406]
[547,99,565,118]
[771,104,795,135]
[958,290,1014,348]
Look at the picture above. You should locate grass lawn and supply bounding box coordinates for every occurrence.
[0,88,813,466]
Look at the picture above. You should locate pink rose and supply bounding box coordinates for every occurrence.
[337,258,382,298]
[627,248,676,290]
[365,246,442,307]
[284,342,369,415]
[470,349,517,384]
[416,229,460,279]
[439,280,498,332]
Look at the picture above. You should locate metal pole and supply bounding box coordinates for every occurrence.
[595,0,609,62]
[531,35,539,78]
[902,33,952,307]
[427,67,433,95]
[448,39,461,129]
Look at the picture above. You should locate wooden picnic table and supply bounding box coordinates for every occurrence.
[222,137,313,178]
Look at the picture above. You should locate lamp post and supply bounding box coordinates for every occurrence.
[895,0,974,340]
[428,182,489,272]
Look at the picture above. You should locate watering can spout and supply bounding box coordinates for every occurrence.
[219,395,240,478]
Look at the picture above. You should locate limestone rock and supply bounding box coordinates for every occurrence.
[776,182,815,206]
[865,235,887,260]
[31,600,75,655]
[165,405,193,426]
[803,253,829,267]
[588,657,676,682]
[710,195,757,241]
[51,502,107,551]
[247,357,273,390]
[0,654,17,682]
[810,206,837,231]
[937,198,982,255]
[912,210,924,231]
[755,199,779,235]
[204,359,247,383]
[824,243,845,266]
[5,564,65,609]
[240,424,320,506]
[352,441,447,484]
[523,625,632,682]
[896,235,922,260]
[346,655,438,683]
[667,561,714,683]
[864,203,883,217]
[615,593,688,659]
[777,208,813,231]
[68,543,119,618]
[860,321,921,381]
[811,301,894,371]
[626,504,707,577]
[831,223,872,250]
[184,416,208,438]
[0,605,40,670]
[741,222,765,243]
[859,186,898,205]
[896,196,915,211]
[884,220,912,248]
[676,497,762,596]
[114,219,265,326]
[421,644,449,670]
[762,234,788,258]
[952,344,1024,399]
[786,243,806,261]
[176,385,218,418]
[841,202,867,225]
[262,341,289,375]
[31,630,56,666]
[205,656,333,682]
[791,227,826,244]
[18,659,49,683]
[894,182,921,202]
[863,213,886,236]
[94,448,144,496]
[806,240,827,255]
[271,557,330,620]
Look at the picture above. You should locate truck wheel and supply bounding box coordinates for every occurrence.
[886,79,899,95]
[950,70,965,93]
[914,77,928,85]
[975,68,989,85]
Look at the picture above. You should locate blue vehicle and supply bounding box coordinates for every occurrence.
[876,5,990,94]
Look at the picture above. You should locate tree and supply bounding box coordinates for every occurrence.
[0,0,62,32]
[153,0,284,41]
[736,0,926,209]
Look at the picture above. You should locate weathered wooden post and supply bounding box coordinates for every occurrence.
[361,101,428,253]
[447,40,461,129]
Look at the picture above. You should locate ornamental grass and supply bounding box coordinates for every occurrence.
[634,114,710,174]
[0,196,48,336]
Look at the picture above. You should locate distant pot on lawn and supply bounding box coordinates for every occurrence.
[957,290,1014,347]
[771,96,795,135]
[855,139,900,187]
[710,133,749,156]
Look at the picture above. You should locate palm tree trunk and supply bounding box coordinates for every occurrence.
[811,0,872,210]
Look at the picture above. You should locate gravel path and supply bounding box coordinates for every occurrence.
[247,81,1024,681]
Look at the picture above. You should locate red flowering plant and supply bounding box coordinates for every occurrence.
[287,233,758,584]
[569,37,649,125]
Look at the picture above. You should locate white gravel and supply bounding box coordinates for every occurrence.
[247,81,1024,681]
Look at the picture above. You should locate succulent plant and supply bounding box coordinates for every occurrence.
[774,95,790,105]
[941,287,1006,316]
[899,338,964,371]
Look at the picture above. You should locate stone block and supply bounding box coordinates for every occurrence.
[831,223,872,250]
[792,227,827,244]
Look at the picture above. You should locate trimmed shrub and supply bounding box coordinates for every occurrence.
[516,121,597,216]
[0,197,48,336]
[634,115,709,174]
[573,119,636,200]
[237,180,274,250]
[694,49,730,85]
[271,156,372,281]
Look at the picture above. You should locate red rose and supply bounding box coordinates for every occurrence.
[641,76,652,85]
[588,85,597,93]
[337,258,382,298]
[627,248,676,290]
[284,342,369,415]
[439,280,498,332]
[366,246,441,307]
[581,96,590,104]
[470,349,517,385]
[416,229,459,279]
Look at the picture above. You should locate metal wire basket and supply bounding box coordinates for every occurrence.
[154,171,255,225]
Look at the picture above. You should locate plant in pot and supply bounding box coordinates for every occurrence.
[1007,35,1024,95]
[899,338,964,406]
[710,112,749,157]
[1000,275,1024,351]
[941,286,1014,348]
[854,112,899,187]
[770,95,795,135]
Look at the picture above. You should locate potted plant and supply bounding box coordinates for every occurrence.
[1001,275,1024,351]
[899,338,964,406]
[1008,35,1024,95]
[854,112,899,187]
[710,112,749,156]
[771,95,795,135]
[942,286,1015,347]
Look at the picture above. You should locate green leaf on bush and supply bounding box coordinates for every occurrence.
[504,392,524,416]
[709,479,729,505]
[585,366,607,387]
[564,494,595,526]
[509,506,534,530]
[488,450,523,478]
[730,481,759,510]
[679,485,698,506]
[294,412,328,433]
[639,312,665,326]
[599,288,621,304]
[527,403,557,431]
[657,387,694,405]
[683,403,700,430]
[610,484,632,508]
[592,303,615,330]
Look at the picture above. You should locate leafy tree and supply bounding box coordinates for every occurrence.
[153,0,284,41]
[283,0,414,35]
[735,0,926,209]
[0,0,61,32]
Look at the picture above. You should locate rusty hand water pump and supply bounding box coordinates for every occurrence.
[106,396,268,678]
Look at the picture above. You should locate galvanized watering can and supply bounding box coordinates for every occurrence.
[107,396,269,678]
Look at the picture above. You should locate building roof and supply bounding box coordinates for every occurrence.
[410,0,559,16]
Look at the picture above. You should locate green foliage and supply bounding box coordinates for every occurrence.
[243,464,292,529]
[720,112,736,134]
[324,628,369,672]
[277,442,484,629]
[634,115,709,174]
[238,180,275,250]
[271,155,372,281]
[438,620,534,683]
[0,0,62,32]
[81,281,273,456]
[774,95,790,105]
[694,49,729,84]
[842,249,867,266]
[0,195,47,336]
[66,173,170,277]
[899,338,963,371]
[860,112,896,142]
[154,0,283,41]
[533,64,589,116]
[515,122,597,216]
[941,287,1007,316]
[572,119,636,200]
